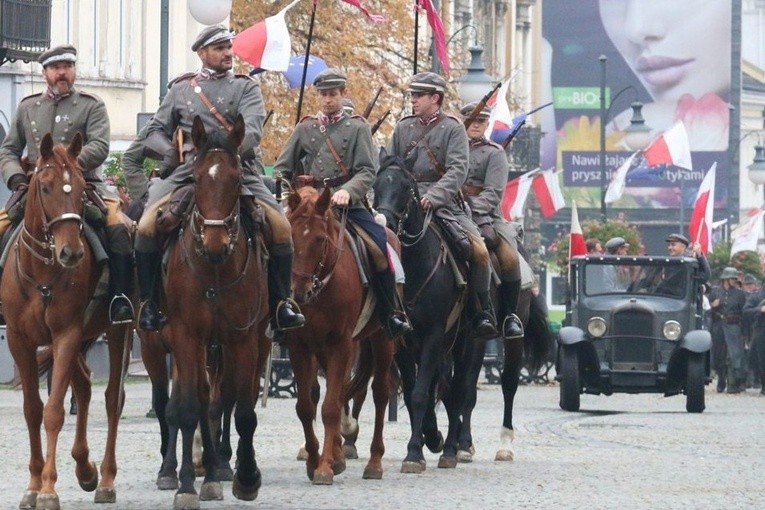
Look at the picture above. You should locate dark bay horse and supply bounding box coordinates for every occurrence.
[1,133,133,509]
[156,115,269,509]
[285,186,395,484]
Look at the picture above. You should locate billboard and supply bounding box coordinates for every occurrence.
[540,0,732,211]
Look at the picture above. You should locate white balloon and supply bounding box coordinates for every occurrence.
[188,0,232,26]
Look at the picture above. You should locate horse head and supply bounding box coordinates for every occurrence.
[286,186,339,304]
[373,147,421,237]
[190,114,244,264]
[27,132,86,268]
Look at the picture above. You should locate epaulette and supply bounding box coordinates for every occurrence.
[298,115,318,125]
[443,114,462,124]
[483,139,504,151]
[19,92,43,103]
[168,71,196,87]
[234,73,256,81]
[77,90,104,102]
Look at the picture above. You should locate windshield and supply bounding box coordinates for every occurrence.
[584,260,688,298]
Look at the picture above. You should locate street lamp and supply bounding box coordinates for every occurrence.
[457,46,493,104]
[599,55,652,221]
[747,145,765,185]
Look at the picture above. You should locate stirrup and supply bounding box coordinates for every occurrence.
[109,294,135,324]
[273,298,305,331]
[502,314,524,340]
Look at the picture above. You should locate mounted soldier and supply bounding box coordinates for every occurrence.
[0,44,134,324]
[128,25,304,333]
[459,101,524,339]
[273,68,412,338]
[386,72,498,339]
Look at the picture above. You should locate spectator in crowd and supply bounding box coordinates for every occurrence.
[710,267,747,393]
[586,238,603,255]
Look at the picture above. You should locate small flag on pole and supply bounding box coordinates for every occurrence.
[688,163,717,255]
[232,0,300,72]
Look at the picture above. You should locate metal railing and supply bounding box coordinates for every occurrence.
[0,0,51,64]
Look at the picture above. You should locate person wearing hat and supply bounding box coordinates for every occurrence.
[341,98,356,115]
[605,236,629,255]
[0,44,135,324]
[273,68,411,338]
[458,100,523,339]
[743,275,765,395]
[130,25,304,333]
[709,266,747,393]
[660,232,711,286]
[740,273,761,390]
[386,72,498,339]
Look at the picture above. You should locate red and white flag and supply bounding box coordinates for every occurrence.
[604,152,637,204]
[730,205,765,257]
[232,0,299,72]
[643,121,692,170]
[340,0,386,22]
[532,169,565,218]
[500,172,533,221]
[688,163,717,255]
[416,0,450,76]
[569,201,586,259]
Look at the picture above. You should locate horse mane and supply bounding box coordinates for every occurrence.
[197,128,238,160]
[378,153,409,177]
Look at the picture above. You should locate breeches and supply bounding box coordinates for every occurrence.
[494,238,521,282]
[468,232,490,293]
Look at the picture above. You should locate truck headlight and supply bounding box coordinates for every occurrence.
[663,320,682,341]
[587,317,607,337]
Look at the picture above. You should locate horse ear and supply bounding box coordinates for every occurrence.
[229,114,245,149]
[316,186,331,215]
[287,189,301,212]
[40,133,54,159]
[68,132,83,160]
[191,116,206,149]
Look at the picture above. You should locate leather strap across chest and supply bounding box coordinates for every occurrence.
[190,78,233,132]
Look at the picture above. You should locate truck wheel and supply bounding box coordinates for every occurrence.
[559,346,580,412]
[685,353,705,413]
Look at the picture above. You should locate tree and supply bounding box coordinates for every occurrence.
[708,242,764,281]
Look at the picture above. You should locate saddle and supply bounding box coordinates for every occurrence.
[433,209,471,262]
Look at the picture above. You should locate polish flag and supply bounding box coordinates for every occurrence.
[416,0,450,76]
[643,121,692,170]
[688,163,717,255]
[232,0,300,72]
[604,152,638,204]
[485,79,514,143]
[569,201,587,259]
[500,172,534,221]
[532,169,565,218]
[730,205,765,257]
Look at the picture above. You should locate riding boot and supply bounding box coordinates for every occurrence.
[500,280,524,339]
[372,269,413,338]
[136,250,165,331]
[108,253,135,324]
[268,252,305,331]
[472,291,498,340]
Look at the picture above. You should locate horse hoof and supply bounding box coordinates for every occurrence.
[296,446,309,461]
[194,465,206,477]
[333,458,347,475]
[19,490,38,509]
[400,460,426,474]
[157,474,179,490]
[94,486,116,503]
[312,471,334,485]
[456,450,473,463]
[216,465,234,482]
[35,493,60,510]
[362,465,383,480]
[173,492,200,510]
[79,462,99,492]
[199,481,223,501]
[425,432,444,454]
[232,470,261,501]
[438,455,458,469]
[494,449,514,462]
[342,444,358,459]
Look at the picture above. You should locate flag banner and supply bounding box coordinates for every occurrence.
[232,0,300,72]
[500,172,534,221]
[730,206,765,257]
[532,169,566,217]
[605,152,638,203]
[569,201,587,259]
[282,54,328,88]
[340,0,385,22]
[485,79,514,143]
[416,0,450,76]
[643,121,693,170]
[688,162,717,255]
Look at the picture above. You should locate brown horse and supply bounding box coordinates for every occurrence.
[157,115,269,509]
[285,186,395,484]
[1,133,133,509]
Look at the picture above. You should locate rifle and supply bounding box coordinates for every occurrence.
[370,110,390,135]
[362,86,383,119]
[502,118,526,149]
[263,109,274,128]
[463,81,502,129]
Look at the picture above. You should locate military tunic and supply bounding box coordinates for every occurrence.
[123,123,150,202]
[387,112,479,237]
[0,88,110,185]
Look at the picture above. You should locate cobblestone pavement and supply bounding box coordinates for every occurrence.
[0,377,763,509]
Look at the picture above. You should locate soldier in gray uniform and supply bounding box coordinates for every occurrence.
[710,267,747,393]
[0,44,134,324]
[387,72,497,339]
[459,101,523,339]
[130,25,304,333]
[273,68,411,338]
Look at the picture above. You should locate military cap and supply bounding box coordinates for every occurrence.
[605,237,629,254]
[720,267,739,280]
[191,25,234,52]
[38,44,77,67]
[743,273,759,285]
[460,101,491,121]
[407,72,447,94]
[313,68,347,90]
[665,233,690,247]
[341,98,355,113]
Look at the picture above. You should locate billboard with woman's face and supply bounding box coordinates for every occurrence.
[540,0,732,211]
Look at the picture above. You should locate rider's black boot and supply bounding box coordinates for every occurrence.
[109,253,135,324]
[472,291,498,340]
[136,250,164,331]
[268,252,305,331]
[500,280,524,339]
[373,269,412,338]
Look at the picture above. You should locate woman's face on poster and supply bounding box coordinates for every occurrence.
[599,0,731,101]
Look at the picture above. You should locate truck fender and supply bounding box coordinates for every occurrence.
[677,329,712,354]
[558,326,587,346]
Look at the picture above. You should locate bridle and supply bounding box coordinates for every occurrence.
[375,163,432,247]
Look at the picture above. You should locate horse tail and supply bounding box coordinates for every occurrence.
[524,296,552,374]
[12,337,98,388]
[344,338,374,404]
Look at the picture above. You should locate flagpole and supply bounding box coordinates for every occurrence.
[295,0,318,124]
[413,0,419,73]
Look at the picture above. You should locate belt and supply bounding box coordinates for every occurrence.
[462,184,484,196]
[295,174,352,189]
[414,172,442,182]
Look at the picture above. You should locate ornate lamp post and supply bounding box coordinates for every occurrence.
[457,46,493,104]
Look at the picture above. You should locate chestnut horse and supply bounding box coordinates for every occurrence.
[285,186,395,484]
[1,133,133,509]
[157,115,269,509]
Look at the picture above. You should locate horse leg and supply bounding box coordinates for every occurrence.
[213,360,235,482]
[496,338,524,461]
[68,354,99,490]
[94,324,132,503]
[289,342,320,481]
[422,377,443,454]
[230,340,261,501]
[457,336,489,463]
[363,331,393,480]
[197,354,223,502]
[439,334,470,469]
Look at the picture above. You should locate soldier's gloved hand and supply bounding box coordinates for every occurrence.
[8,174,29,191]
